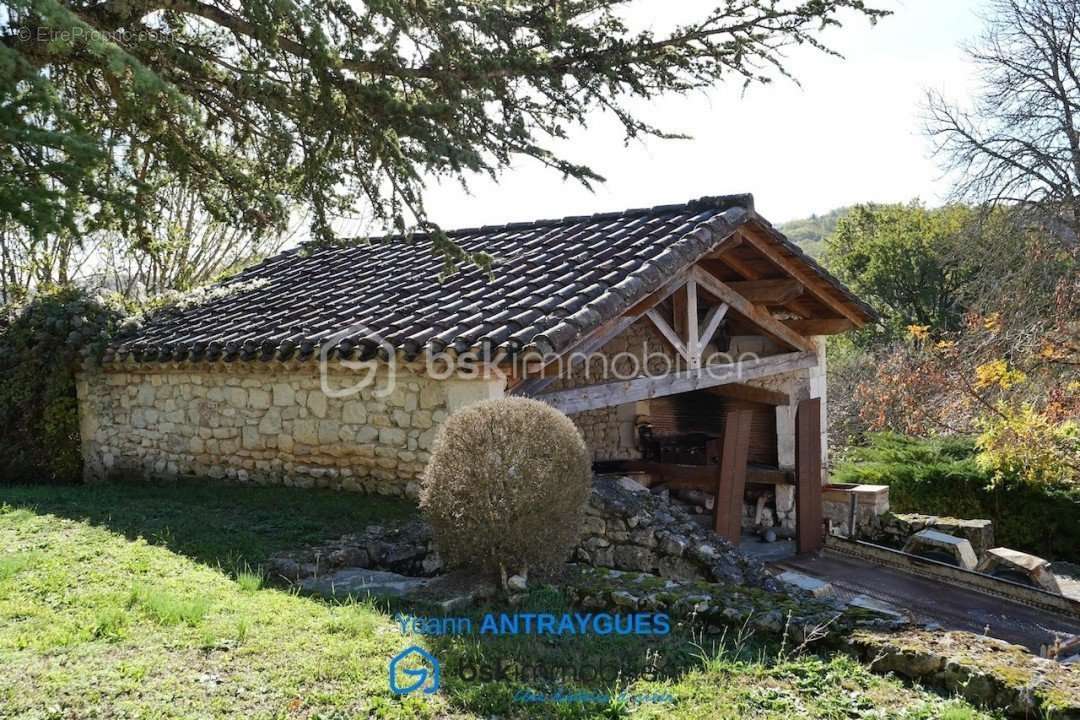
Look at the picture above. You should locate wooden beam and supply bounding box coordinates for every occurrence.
[713,250,763,280]
[513,269,692,395]
[726,279,804,305]
[691,266,817,353]
[782,318,855,335]
[536,351,818,414]
[704,382,790,406]
[672,286,688,338]
[715,409,753,539]
[698,302,729,349]
[796,397,824,555]
[741,226,867,326]
[596,462,793,487]
[685,276,700,369]
[645,308,689,360]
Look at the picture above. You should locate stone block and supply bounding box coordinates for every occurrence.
[248,388,271,410]
[293,419,319,445]
[273,383,295,406]
[775,485,796,514]
[777,570,834,598]
[657,556,700,581]
[976,547,1061,593]
[307,391,328,418]
[136,385,156,406]
[342,401,367,424]
[258,408,283,434]
[613,545,656,573]
[318,421,340,445]
[419,384,442,410]
[227,387,247,408]
[902,529,979,570]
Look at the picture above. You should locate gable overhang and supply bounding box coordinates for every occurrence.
[511,215,876,409]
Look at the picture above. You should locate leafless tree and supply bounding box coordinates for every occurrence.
[90,187,305,300]
[926,0,1080,237]
[0,187,307,304]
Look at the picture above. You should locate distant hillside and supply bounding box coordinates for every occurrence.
[778,206,852,259]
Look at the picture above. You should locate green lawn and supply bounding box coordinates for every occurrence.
[0,482,997,719]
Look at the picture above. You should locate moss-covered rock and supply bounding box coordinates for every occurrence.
[841,629,1080,717]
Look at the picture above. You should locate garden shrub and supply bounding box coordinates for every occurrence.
[419,397,591,585]
[833,432,1080,562]
[0,287,125,484]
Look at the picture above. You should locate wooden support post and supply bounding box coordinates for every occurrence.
[796,398,824,555]
[714,409,753,542]
[685,276,700,369]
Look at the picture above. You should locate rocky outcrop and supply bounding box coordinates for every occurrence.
[576,476,777,590]
[841,629,1080,718]
[561,565,906,642]
[267,518,441,581]
[268,475,772,591]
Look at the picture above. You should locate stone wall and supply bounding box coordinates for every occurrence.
[76,363,504,497]
[556,319,679,462]
[865,513,995,559]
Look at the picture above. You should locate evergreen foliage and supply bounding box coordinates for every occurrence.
[833,433,1080,562]
[3,0,886,260]
[0,287,125,483]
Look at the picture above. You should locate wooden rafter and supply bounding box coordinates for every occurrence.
[714,250,761,280]
[740,226,867,326]
[691,266,817,353]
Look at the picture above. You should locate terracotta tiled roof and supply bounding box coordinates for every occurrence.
[108,194,874,364]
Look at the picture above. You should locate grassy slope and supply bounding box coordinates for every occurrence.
[0,483,994,719]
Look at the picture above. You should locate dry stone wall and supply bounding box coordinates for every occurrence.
[75,364,502,497]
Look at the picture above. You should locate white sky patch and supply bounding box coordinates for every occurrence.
[415,0,985,229]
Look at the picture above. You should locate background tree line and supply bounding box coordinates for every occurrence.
[782,0,1080,558]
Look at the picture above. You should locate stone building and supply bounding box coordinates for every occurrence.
[77,194,876,551]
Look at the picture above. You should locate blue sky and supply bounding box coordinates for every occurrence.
[419,0,987,228]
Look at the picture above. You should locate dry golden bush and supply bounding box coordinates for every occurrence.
[419,397,591,585]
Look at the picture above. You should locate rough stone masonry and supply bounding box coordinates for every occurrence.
[76,364,503,496]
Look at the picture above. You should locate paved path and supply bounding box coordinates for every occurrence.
[777,551,1080,653]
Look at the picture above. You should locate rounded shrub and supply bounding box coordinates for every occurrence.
[419,397,591,584]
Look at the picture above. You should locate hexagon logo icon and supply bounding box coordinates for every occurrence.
[388,645,440,696]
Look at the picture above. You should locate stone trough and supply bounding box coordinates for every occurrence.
[902,528,980,570]
[978,547,1063,594]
